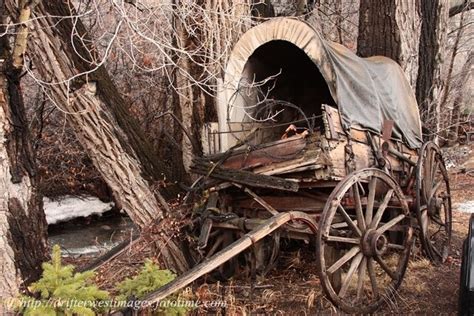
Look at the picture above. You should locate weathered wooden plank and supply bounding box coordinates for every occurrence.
[322,105,341,140]
[207,133,308,161]
[219,135,308,170]
[191,158,299,192]
[235,195,326,212]
[141,211,317,305]
[322,104,417,158]
[253,156,321,175]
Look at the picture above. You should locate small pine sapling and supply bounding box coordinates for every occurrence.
[116,259,193,315]
[18,244,109,316]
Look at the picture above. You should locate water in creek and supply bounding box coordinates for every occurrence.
[46,196,136,257]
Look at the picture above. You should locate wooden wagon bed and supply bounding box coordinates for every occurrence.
[194,105,418,189]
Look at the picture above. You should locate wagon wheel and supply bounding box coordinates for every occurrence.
[201,229,239,281]
[198,194,239,282]
[416,141,452,263]
[317,168,413,314]
[244,232,281,276]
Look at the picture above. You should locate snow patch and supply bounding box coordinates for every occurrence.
[44,196,114,225]
[61,243,121,257]
[455,201,474,213]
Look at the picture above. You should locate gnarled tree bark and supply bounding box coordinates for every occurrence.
[4,0,174,228]
[0,0,48,311]
[357,0,421,88]
[416,0,449,136]
[4,0,189,272]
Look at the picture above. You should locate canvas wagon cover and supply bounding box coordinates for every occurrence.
[221,18,422,149]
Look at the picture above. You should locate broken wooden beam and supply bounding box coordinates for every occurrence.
[140,211,317,306]
[191,158,299,192]
[235,195,326,213]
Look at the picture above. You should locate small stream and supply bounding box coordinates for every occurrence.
[45,196,136,257]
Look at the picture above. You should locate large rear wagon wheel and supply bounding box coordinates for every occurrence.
[317,168,413,314]
[416,142,452,264]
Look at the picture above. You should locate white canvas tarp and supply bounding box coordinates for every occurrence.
[220,18,422,149]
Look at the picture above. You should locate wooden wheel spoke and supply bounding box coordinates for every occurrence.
[337,205,362,237]
[423,154,433,199]
[366,177,377,227]
[370,189,394,229]
[353,183,366,231]
[327,246,360,274]
[428,180,443,201]
[387,243,405,250]
[377,214,405,234]
[339,253,364,298]
[430,243,443,258]
[430,158,439,186]
[375,255,398,280]
[206,235,224,258]
[325,236,359,245]
[430,214,445,227]
[356,257,367,300]
[367,258,379,298]
[420,209,429,233]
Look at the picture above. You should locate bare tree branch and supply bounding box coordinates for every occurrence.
[449,0,474,17]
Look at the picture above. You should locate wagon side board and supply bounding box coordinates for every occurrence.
[198,105,418,188]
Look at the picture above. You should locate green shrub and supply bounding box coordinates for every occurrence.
[18,244,109,316]
[116,259,192,315]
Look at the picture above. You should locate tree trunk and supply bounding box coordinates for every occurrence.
[441,9,467,141]
[3,0,179,229]
[357,0,421,88]
[251,0,275,17]
[10,0,191,272]
[295,0,307,15]
[449,51,473,142]
[173,0,251,171]
[415,0,449,137]
[173,10,205,175]
[0,1,48,311]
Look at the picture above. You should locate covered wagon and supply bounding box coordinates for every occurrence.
[148,18,451,313]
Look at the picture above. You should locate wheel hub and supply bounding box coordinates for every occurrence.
[361,229,388,257]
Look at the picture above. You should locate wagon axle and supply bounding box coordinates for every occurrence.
[361,229,388,257]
